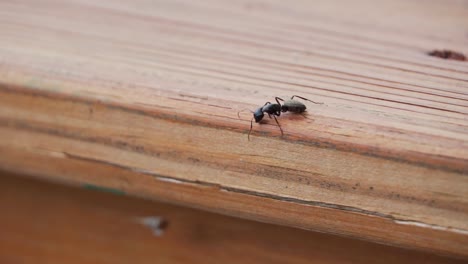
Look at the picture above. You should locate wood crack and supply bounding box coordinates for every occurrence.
[63,152,468,235]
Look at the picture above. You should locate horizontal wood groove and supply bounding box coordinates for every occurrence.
[9,1,468,79]
[1,113,464,214]
[4,20,468,98]
[61,152,407,219]
[0,82,466,174]
[55,151,468,232]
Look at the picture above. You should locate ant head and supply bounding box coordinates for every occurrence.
[253,108,264,123]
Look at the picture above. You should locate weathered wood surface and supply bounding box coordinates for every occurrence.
[0,0,467,258]
[1,171,465,264]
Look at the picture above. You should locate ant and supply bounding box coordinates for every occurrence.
[237,101,283,141]
[275,95,323,114]
[238,95,323,140]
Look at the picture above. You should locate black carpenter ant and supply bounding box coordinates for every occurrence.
[238,95,322,140]
[275,95,323,114]
[237,101,283,140]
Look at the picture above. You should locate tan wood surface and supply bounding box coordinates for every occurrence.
[0,171,466,264]
[0,0,467,258]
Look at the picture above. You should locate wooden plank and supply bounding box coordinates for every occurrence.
[0,0,467,258]
[0,171,465,264]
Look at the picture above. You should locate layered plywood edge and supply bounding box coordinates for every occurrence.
[0,0,467,259]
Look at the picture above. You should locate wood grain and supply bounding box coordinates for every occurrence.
[1,171,465,264]
[0,0,467,258]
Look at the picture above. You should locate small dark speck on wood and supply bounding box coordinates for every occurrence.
[428,50,466,61]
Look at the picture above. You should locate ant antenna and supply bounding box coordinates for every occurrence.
[248,117,254,141]
[238,108,255,141]
[249,116,283,141]
[237,108,254,119]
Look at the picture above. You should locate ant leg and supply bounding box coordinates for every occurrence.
[275,97,284,105]
[248,117,253,141]
[291,95,323,104]
[272,115,284,136]
[275,97,285,112]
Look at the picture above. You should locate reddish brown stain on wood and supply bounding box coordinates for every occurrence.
[428,50,466,61]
